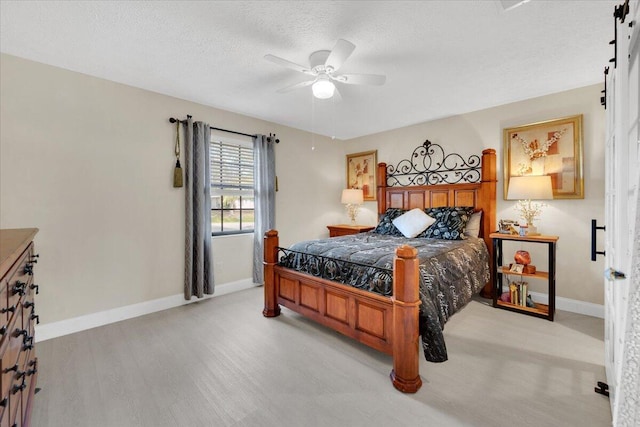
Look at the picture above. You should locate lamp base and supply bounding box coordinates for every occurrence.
[345,203,359,225]
[526,225,540,236]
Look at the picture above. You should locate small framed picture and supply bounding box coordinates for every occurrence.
[499,219,519,235]
[346,150,377,201]
[509,263,524,274]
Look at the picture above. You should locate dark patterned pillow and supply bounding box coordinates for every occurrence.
[418,207,475,240]
[372,208,406,236]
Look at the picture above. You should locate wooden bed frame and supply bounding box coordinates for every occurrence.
[263,148,496,393]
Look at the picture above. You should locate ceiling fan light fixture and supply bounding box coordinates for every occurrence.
[266,39,385,99]
[312,77,335,99]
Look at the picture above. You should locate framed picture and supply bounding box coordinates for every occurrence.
[346,150,377,201]
[509,264,524,274]
[503,114,584,199]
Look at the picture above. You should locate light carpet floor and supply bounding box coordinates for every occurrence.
[31,286,611,426]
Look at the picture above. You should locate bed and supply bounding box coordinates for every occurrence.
[263,145,496,393]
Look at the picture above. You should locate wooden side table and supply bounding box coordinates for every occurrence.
[490,232,558,321]
[327,224,375,237]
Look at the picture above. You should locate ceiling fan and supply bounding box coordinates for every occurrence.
[264,39,386,100]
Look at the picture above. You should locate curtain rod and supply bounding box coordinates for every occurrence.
[169,116,279,143]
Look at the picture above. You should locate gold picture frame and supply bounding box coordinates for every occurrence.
[346,150,377,201]
[503,114,584,199]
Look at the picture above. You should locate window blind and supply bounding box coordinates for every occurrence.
[210,140,254,196]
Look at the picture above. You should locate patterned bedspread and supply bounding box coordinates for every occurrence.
[279,233,490,362]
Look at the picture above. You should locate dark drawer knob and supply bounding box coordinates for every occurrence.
[1,305,15,314]
[12,282,26,296]
[13,328,27,339]
[24,265,33,275]
[15,370,25,379]
[30,284,39,295]
[26,368,37,376]
[31,314,40,324]
[3,364,18,374]
[0,326,6,335]
[23,301,34,309]
[0,397,6,407]
[22,343,33,351]
[11,382,26,394]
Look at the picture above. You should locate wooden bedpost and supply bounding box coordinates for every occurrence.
[479,149,497,298]
[262,229,281,318]
[377,162,387,215]
[390,245,423,393]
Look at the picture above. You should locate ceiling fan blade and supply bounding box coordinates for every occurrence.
[333,73,386,86]
[276,79,315,94]
[264,54,313,75]
[332,86,343,103]
[325,39,355,72]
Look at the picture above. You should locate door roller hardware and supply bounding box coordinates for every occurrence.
[595,381,610,397]
[604,268,626,281]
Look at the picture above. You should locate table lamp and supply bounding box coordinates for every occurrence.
[507,175,553,236]
[341,189,364,225]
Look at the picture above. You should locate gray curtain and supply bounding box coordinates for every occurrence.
[253,134,276,284]
[184,118,214,299]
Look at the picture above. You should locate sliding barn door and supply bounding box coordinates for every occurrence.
[603,1,640,424]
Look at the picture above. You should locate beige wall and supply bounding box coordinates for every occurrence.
[0,54,344,324]
[345,84,606,305]
[1,53,605,328]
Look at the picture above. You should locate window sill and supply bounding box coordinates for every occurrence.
[211,231,255,238]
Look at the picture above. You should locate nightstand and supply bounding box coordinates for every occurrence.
[490,232,558,321]
[327,224,375,237]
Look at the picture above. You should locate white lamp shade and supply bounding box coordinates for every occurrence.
[312,78,335,99]
[341,189,364,204]
[507,175,554,200]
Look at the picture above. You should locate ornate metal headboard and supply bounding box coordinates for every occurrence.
[385,140,481,187]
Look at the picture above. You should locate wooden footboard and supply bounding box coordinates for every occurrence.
[263,230,422,393]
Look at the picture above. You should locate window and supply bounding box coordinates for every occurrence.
[210,138,254,235]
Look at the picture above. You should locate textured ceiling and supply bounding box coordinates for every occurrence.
[0,1,616,140]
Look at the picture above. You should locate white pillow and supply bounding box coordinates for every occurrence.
[392,208,436,238]
[464,211,482,238]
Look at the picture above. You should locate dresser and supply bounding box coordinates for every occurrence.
[0,229,39,427]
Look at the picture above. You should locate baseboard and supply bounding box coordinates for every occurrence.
[529,291,604,319]
[35,278,257,342]
[36,282,603,343]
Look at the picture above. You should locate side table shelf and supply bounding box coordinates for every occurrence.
[490,232,558,321]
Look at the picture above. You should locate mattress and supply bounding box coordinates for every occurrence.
[278,232,490,362]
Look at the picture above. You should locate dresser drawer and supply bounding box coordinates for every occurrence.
[5,244,33,327]
[0,229,38,426]
[8,389,21,427]
[21,290,36,340]
[21,350,36,425]
[0,283,8,346]
[0,316,23,427]
[0,398,8,427]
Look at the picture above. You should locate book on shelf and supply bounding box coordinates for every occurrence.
[507,281,528,307]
